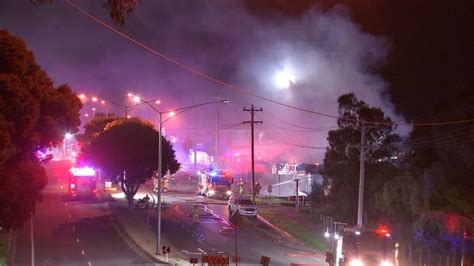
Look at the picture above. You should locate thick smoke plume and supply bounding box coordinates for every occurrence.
[0,1,407,162]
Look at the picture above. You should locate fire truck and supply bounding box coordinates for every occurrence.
[326,225,397,266]
[198,169,233,199]
[68,166,97,198]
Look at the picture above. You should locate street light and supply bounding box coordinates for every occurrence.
[274,68,295,89]
[141,99,230,255]
[78,93,150,118]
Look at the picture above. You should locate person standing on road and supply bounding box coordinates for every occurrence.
[238,178,244,194]
[192,204,200,226]
[255,182,262,198]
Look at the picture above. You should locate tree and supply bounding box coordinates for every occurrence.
[407,89,474,220]
[375,173,423,241]
[82,118,180,208]
[0,30,82,230]
[32,0,140,25]
[322,93,401,224]
[76,116,118,147]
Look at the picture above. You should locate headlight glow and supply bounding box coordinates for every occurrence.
[226,190,232,196]
[381,261,392,266]
[208,189,215,195]
[350,259,363,266]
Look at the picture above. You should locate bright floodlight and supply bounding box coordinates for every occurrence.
[65,133,73,139]
[169,111,175,117]
[127,93,133,97]
[133,96,141,103]
[275,69,295,89]
[155,100,161,104]
[70,166,96,176]
[79,94,86,100]
[92,97,98,102]
[101,100,106,104]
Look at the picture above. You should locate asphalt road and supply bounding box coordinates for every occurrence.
[160,176,327,265]
[13,161,153,266]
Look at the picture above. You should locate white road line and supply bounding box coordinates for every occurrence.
[81,250,85,255]
[68,214,72,219]
[30,217,35,266]
[88,262,92,266]
[72,226,75,231]
[181,250,202,255]
[65,202,68,207]
[76,238,80,243]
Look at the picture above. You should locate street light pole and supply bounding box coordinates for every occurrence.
[141,99,230,256]
[156,111,163,255]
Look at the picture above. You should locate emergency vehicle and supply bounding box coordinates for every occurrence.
[326,226,397,266]
[68,166,97,198]
[198,169,233,199]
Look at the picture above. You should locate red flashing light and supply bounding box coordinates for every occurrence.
[376,226,390,236]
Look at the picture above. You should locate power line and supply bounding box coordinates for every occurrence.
[258,119,333,133]
[65,0,474,127]
[404,126,474,146]
[407,136,474,149]
[262,124,327,150]
[165,123,238,131]
[258,112,337,131]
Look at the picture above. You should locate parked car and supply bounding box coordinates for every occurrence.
[228,194,257,217]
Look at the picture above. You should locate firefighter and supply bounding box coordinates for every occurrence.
[162,177,169,192]
[395,242,400,266]
[255,182,262,198]
[238,178,244,194]
[192,204,200,225]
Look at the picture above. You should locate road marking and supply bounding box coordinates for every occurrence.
[30,217,35,266]
[181,250,202,255]
[72,226,75,231]
[68,214,72,219]
[76,238,80,243]
[88,262,92,266]
[81,250,85,255]
[65,202,68,207]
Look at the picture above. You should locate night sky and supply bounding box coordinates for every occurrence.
[1,0,473,161]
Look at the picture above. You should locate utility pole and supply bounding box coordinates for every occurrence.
[243,105,263,204]
[353,120,371,227]
[215,96,220,168]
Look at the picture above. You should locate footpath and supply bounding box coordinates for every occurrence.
[102,182,184,265]
[104,180,327,265]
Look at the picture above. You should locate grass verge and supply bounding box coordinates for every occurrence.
[0,231,7,266]
[259,208,326,252]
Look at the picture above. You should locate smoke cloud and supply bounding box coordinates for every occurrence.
[0,0,407,163]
